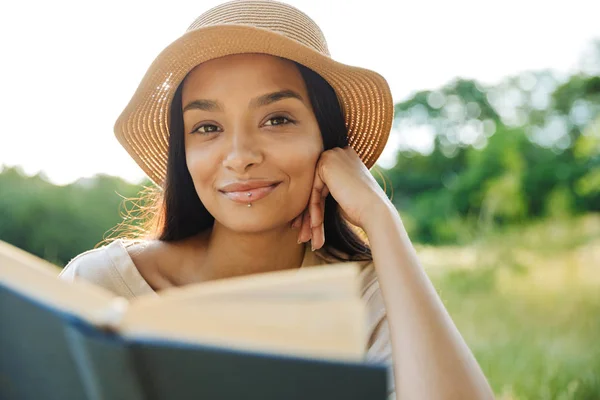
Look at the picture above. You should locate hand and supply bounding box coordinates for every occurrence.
[291,146,390,250]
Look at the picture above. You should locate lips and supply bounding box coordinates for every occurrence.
[219,181,281,204]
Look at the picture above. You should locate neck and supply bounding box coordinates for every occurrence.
[202,222,306,280]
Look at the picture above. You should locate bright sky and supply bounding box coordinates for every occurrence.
[0,0,598,185]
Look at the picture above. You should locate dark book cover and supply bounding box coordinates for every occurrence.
[0,283,388,400]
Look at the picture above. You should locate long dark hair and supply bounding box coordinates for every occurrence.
[141,61,371,262]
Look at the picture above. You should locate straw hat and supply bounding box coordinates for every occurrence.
[114,0,394,186]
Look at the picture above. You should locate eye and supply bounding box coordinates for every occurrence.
[264,116,294,126]
[192,123,221,135]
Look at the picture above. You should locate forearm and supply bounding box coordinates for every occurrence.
[363,202,494,400]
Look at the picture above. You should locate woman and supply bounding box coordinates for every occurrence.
[60,1,494,398]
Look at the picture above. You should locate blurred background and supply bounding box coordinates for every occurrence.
[1,0,599,398]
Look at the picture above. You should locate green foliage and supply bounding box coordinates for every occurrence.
[0,166,143,266]
[382,47,600,243]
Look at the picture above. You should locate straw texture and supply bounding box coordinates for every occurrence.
[114,0,394,185]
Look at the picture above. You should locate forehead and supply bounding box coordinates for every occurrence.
[181,54,307,101]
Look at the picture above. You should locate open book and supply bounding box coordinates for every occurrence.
[0,241,388,400]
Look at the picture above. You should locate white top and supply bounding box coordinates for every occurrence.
[59,239,395,396]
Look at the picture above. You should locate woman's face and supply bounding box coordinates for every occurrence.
[181,54,323,233]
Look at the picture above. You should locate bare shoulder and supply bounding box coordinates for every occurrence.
[125,235,208,289]
[125,239,164,266]
[125,237,199,264]
[125,239,172,285]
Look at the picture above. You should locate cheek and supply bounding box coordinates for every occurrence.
[276,141,322,199]
[185,146,217,195]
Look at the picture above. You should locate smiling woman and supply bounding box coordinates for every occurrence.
[58,1,493,399]
[180,55,323,234]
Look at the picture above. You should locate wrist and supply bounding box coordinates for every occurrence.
[362,198,400,235]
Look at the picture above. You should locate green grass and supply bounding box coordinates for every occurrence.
[422,214,600,399]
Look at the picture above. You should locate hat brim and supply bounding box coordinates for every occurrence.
[114,24,394,186]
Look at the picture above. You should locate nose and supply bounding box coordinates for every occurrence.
[222,130,263,173]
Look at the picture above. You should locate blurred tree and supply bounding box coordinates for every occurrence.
[0,166,142,266]
[382,41,600,243]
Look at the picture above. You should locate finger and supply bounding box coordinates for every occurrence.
[309,175,328,229]
[298,210,312,243]
[295,210,304,240]
[306,158,329,248]
[321,185,330,200]
[309,183,328,250]
[291,214,302,229]
[311,196,327,250]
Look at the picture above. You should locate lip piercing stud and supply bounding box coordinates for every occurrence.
[247,203,252,207]
[246,192,252,197]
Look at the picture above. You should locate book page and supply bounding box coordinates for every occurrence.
[134,262,362,304]
[123,299,366,361]
[0,240,123,327]
[122,263,367,361]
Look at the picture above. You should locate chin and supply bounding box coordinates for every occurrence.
[201,189,306,233]
[212,204,291,233]
[220,216,285,233]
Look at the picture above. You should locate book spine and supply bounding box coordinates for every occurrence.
[64,319,146,400]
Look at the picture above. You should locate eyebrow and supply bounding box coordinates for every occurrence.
[249,89,305,109]
[183,99,224,113]
[183,89,305,113]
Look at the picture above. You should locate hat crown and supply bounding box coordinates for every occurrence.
[187,0,330,56]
